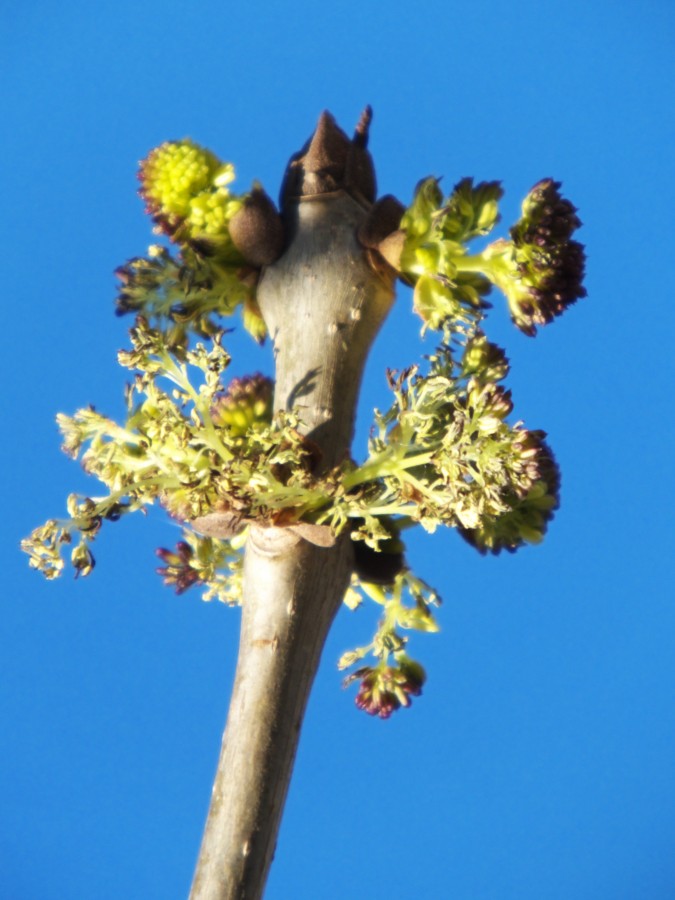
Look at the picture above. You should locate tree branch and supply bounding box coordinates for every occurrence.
[190,169,395,897]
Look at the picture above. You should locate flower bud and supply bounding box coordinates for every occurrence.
[228,185,284,267]
[351,659,426,719]
[211,373,273,436]
[462,334,509,383]
[139,140,225,222]
[138,140,246,260]
[155,540,202,594]
[71,542,95,578]
[494,179,586,335]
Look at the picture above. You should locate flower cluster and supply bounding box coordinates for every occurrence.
[23,133,586,718]
[156,541,201,593]
[121,142,267,349]
[338,569,438,716]
[139,140,245,263]
[399,177,500,333]
[114,245,250,354]
[22,316,321,599]
[483,179,586,335]
[155,530,244,604]
[398,175,585,336]
[340,330,560,552]
[347,658,426,719]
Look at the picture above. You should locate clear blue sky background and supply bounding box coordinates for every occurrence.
[3,2,674,898]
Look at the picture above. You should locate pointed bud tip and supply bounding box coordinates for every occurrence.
[304,111,350,174]
[353,105,373,147]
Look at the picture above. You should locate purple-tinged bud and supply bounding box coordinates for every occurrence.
[350,659,426,719]
[211,373,274,437]
[503,179,586,335]
[155,541,202,594]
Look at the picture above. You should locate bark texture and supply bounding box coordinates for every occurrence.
[190,185,395,899]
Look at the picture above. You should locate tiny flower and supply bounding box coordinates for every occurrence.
[71,542,95,578]
[155,541,203,594]
[439,177,504,243]
[467,381,513,433]
[349,658,426,719]
[211,373,274,436]
[184,188,243,251]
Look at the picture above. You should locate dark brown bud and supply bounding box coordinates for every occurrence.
[228,186,285,267]
[357,195,406,249]
[353,540,405,585]
[280,108,377,210]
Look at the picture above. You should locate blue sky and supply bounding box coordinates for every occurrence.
[3,2,675,898]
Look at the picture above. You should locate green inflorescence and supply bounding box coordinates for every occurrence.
[139,139,245,263]
[400,175,585,337]
[22,138,585,718]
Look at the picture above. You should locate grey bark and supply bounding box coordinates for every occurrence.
[189,191,395,899]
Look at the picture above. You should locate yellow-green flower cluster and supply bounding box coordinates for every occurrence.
[22,319,334,592]
[458,432,560,554]
[341,329,559,552]
[115,245,249,355]
[139,140,223,218]
[399,175,585,337]
[23,146,587,718]
[399,177,501,332]
[138,140,245,262]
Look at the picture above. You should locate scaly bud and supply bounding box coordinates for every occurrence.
[280,108,377,210]
[228,185,285,267]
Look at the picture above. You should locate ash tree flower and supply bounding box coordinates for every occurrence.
[156,541,203,594]
[23,111,586,721]
[483,179,587,335]
[395,175,585,336]
[346,657,426,719]
[22,110,588,899]
[139,140,243,259]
